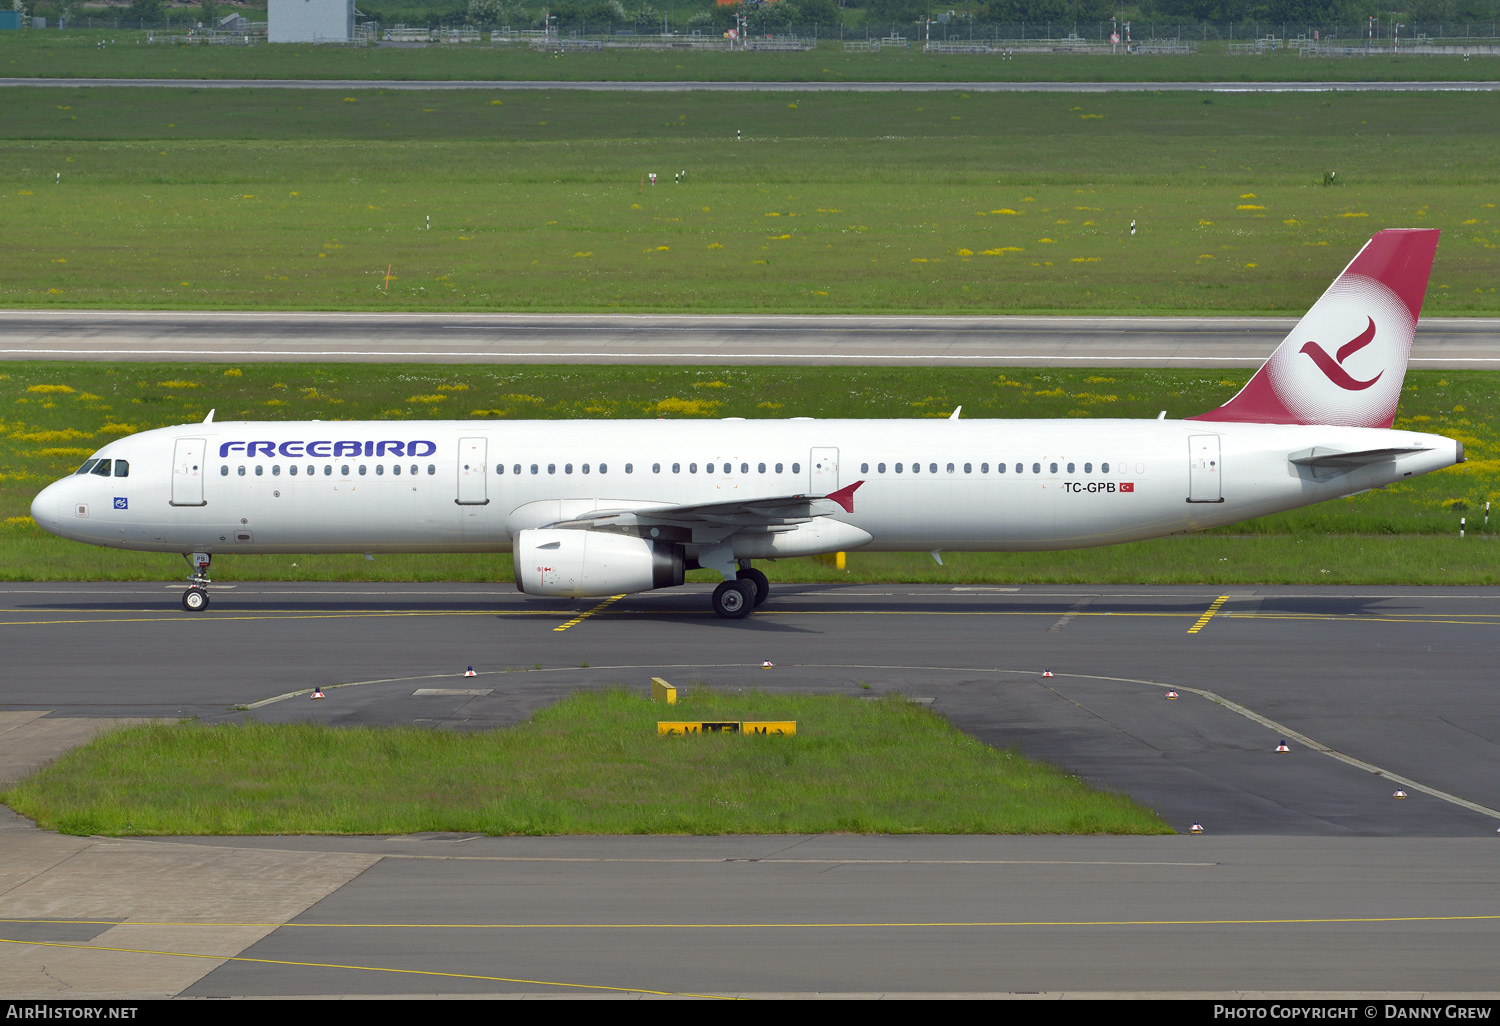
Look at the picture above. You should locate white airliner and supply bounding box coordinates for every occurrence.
[31,229,1461,618]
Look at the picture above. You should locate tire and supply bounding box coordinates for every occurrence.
[711,579,754,619]
[736,567,770,607]
[182,587,208,612]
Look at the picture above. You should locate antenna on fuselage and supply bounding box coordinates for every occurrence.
[203,409,215,423]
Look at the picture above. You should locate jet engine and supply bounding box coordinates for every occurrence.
[514,529,685,597]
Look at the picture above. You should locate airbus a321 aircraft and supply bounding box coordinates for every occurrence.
[31,229,1462,619]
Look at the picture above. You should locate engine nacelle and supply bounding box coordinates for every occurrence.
[514,529,685,597]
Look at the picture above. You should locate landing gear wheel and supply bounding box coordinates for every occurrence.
[712,579,755,620]
[736,567,770,607]
[182,587,209,612]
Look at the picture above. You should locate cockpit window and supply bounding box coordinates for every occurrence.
[113,459,129,478]
[90,460,113,477]
[75,459,100,475]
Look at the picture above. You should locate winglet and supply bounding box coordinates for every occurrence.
[825,480,864,513]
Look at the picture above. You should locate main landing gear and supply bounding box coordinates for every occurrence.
[182,551,211,612]
[710,563,771,620]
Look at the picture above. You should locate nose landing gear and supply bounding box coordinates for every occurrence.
[182,552,211,611]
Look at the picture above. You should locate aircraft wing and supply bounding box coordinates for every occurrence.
[549,481,864,530]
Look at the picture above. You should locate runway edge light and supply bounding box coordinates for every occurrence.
[1276,740,1290,752]
[1393,789,1408,798]
[1166,690,1179,700]
[1190,822,1204,833]
[1042,670,1053,678]
[464,665,477,677]
[312,687,325,700]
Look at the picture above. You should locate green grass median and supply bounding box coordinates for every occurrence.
[3,88,1497,314]
[1,688,1171,836]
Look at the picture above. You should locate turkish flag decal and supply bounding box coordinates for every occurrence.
[1120,482,1135,493]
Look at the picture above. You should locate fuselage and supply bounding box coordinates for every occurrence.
[30,417,1463,557]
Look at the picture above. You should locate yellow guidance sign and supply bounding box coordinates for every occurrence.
[657,721,796,736]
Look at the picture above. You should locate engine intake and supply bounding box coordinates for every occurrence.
[514,529,684,597]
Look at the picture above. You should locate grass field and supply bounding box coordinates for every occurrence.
[0,688,1171,835]
[4,362,1495,585]
[4,28,1497,82]
[4,88,1498,314]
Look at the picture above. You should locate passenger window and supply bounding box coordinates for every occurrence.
[1102,462,1110,473]
[324,466,333,476]
[861,463,869,474]
[391,465,399,476]
[220,466,229,476]
[981,463,989,473]
[341,465,350,476]
[1050,463,1058,474]
[895,463,903,473]
[547,464,556,475]
[1067,463,1075,474]
[114,460,129,478]
[428,465,436,475]
[690,463,698,474]
[759,463,767,474]
[512,465,521,475]
[531,464,539,475]
[947,463,956,473]
[238,466,246,477]
[91,460,112,477]
[652,463,661,474]
[741,463,749,474]
[912,463,920,474]
[358,465,367,476]
[565,463,573,474]
[792,463,800,474]
[290,466,299,476]
[705,463,713,474]
[672,463,681,474]
[963,463,971,474]
[930,463,938,474]
[775,463,783,474]
[409,465,417,476]
[376,465,384,476]
[877,462,886,473]
[1015,463,1023,474]
[582,464,590,475]
[272,465,281,477]
[624,464,632,474]
[496,464,504,474]
[255,466,264,476]
[1032,463,1040,474]
[1084,463,1092,473]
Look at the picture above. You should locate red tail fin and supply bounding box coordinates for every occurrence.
[1189,229,1439,428]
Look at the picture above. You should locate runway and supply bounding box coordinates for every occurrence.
[2,583,1498,997]
[4,311,1500,366]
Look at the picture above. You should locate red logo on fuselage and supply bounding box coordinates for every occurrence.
[1298,316,1382,391]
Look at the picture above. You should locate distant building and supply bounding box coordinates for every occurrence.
[0,11,22,30]
[268,0,355,43]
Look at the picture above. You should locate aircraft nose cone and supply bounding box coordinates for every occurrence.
[30,482,62,533]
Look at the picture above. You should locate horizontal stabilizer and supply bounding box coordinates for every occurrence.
[1289,445,1432,470]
